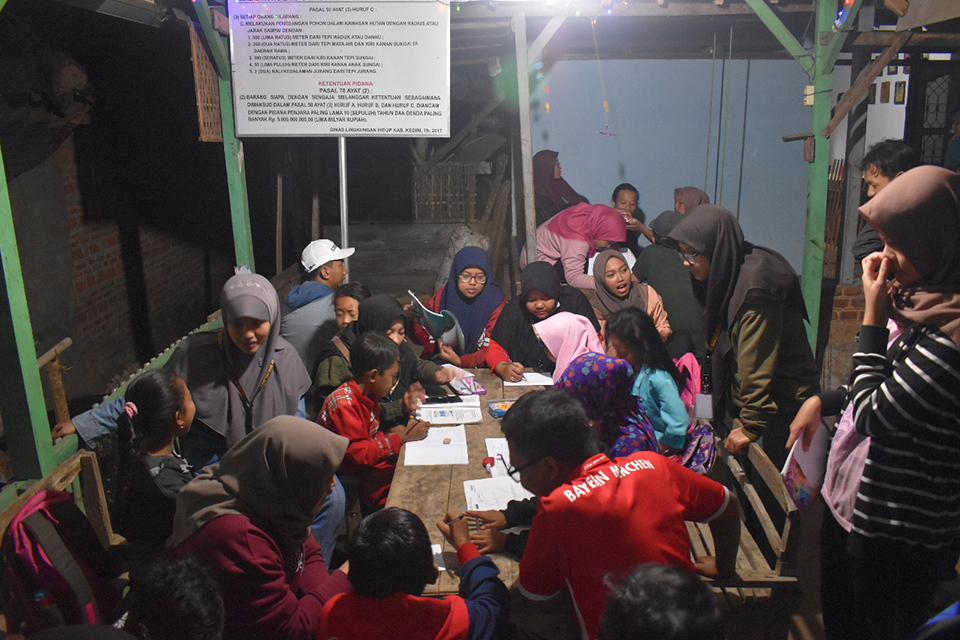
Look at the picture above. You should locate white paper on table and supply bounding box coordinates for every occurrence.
[403,425,469,465]
[464,476,535,511]
[504,371,553,387]
[485,438,511,478]
[432,543,446,570]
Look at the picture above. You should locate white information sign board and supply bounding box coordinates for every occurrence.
[227,0,449,137]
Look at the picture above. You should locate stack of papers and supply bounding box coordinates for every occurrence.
[417,394,483,424]
[404,424,469,466]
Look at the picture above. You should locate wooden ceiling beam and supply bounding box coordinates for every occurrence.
[851,31,960,48]
[455,1,812,20]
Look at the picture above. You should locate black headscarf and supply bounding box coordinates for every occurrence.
[667,205,806,336]
[490,262,599,371]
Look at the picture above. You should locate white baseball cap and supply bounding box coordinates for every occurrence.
[301,239,355,272]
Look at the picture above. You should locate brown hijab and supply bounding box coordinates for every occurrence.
[860,165,960,345]
[168,416,347,556]
[592,249,647,317]
[674,187,710,214]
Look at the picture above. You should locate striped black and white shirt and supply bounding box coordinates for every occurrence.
[850,323,960,549]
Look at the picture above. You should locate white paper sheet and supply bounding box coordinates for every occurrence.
[503,371,553,387]
[463,476,535,511]
[403,425,469,465]
[432,543,446,570]
[485,438,511,478]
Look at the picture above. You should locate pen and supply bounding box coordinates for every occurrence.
[444,514,467,525]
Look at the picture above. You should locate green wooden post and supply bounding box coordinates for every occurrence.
[218,77,255,271]
[192,0,256,271]
[800,0,837,348]
[743,0,861,350]
[0,143,57,480]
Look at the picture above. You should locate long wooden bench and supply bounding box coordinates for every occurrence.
[687,442,800,639]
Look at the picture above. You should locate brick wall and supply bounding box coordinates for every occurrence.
[56,136,232,399]
[821,283,866,392]
[141,227,232,354]
[62,137,136,396]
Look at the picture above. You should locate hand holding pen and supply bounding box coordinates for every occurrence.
[437,509,472,549]
[400,417,430,443]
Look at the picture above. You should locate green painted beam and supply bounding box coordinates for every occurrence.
[742,0,815,78]
[190,0,256,271]
[0,143,57,480]
[192,0,230,78]
[218,77,255,270]
[798,0,837,350]
[819,0,865,75]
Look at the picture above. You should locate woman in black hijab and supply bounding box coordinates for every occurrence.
[667,206,819,466]
[486,262,600,381]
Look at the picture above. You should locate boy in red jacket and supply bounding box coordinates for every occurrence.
[318,507,509,640]
[318,332,430,509]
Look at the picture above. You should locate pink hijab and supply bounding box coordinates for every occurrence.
[534,311,604,383]
[546,203,627,258]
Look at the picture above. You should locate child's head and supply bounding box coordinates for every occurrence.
[610,183,639,217]
[449,246,493,302]
[521,262,562,322]
[500,389,600,496]
[605,308,683,390]
[347,507,438,599]
[123,370,194,453]
[598,564,723,640]
[860,139,918,198]
[334,281,372,329]
[350,332,401,399]
[126,556,225,640]
[357,295,407,345]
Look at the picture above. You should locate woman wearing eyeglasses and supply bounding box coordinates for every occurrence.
[408,246,506,368]
[666,205,819,467]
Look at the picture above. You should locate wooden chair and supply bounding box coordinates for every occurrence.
[687,442,800,639]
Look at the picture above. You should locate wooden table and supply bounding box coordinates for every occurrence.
[385,369,545,595]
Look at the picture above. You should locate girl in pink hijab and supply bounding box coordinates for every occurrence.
[522,203,627,289]
[534,311,605,382]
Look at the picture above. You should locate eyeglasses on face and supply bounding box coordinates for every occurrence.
[458,272,487,284]
[678,249,700,264]
[501,454,543,481]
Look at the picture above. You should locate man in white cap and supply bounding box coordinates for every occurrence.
[281,239,355,377]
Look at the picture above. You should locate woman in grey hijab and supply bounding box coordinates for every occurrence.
[167,273,311,467]
[60,273,311,469]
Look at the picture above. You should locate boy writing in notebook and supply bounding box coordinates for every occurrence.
[318,507,509,640]
[318,332,430,510]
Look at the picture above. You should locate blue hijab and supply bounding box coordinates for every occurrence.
[440,247,505,352]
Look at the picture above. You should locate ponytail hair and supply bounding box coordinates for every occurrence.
[605,307,684,391]
[116,370,186,497]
